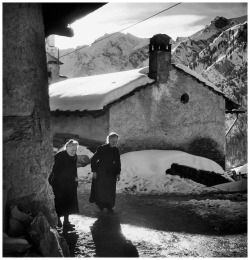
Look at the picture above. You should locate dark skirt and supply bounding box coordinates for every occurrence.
[53,185,79,217]
[89,168,117,209]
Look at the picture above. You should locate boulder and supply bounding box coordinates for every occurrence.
[8,205,33,237]
[10,205,33,225]
[29,212,70,257]
[3,180,12,232]
[3,233,32,256]
[59,235,71,257]
[9,218,26,237]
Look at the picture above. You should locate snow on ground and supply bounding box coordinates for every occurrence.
[170,198,247,222]
[212,179,247,192]
[77,145,93,158]
[78,150,230,195]
[232,163,248,175]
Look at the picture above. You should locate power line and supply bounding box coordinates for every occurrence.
[59,2,181,59]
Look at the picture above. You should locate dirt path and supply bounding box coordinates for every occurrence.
[59,185,247,257]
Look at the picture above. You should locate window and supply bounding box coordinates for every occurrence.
[181,93,189,104]
[48,71,52,77]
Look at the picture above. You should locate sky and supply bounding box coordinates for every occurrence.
[53,1,247,50]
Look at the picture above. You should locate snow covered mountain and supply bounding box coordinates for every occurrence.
[59,15,247,169]
[172,16,247,107]
[59,33,149,78]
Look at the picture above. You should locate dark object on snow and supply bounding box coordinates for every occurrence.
[50,150,79,217]
[90,144,121,209]
[166,163,231,187]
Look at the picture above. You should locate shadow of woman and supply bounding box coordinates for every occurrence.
[59,224,79,257]
[90,213,139,257]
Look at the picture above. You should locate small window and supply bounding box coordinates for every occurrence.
[48,71,52,77]
[181,93,189,104]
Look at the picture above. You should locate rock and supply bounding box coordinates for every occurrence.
[9,218,26,237]
[59,235,71,257]
[29,212,70,257]
[8,205,34,237]
[10,205,33,225]
[3,233,32,256]
[3,180,12,232]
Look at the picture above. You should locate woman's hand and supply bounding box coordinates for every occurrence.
[75,177,78,188]
[92,172,97,179]
[116,174,120,181]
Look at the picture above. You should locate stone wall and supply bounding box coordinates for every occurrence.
[51,113,109,143]
[3,4,57,226]
[109,65,225,168]
[48,63,60,85]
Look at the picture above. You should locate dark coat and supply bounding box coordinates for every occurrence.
[89,144,121,208]
[50,150,79,216]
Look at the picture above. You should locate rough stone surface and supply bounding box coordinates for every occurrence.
[9,219,26,237]
[8,205,34,237]
[51,113,109,143]
[109,66,225,167]
[29,212,70,257]
[3,3,57,226]
[10,205,33,225]
[149,51,171,82]
[3,180,12,232]
[3,233,32,256]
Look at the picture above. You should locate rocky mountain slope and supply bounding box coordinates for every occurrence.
[59,33,149,78]
[59,16,247,169]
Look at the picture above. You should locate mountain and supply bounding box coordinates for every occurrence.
[170,16,248,169]
[171,17,247,105]
[231,15,247,24]
[59,33,148,78]
[58,16,247,169]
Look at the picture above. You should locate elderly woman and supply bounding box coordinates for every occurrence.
[50,139,79,228]
[89,132,121,213]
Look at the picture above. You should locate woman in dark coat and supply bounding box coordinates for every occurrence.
[89,132,121,213]
[50,139,79,227]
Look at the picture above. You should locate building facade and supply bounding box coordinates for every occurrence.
[50,34,239,169]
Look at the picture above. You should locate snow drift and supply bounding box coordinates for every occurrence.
[78,150,230,195]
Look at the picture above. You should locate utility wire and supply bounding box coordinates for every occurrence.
[59,2,181,59]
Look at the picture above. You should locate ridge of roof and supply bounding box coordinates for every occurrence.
[172,63,240,109]
[50,64,240,113]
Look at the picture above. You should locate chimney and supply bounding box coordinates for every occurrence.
[148,34,172,82]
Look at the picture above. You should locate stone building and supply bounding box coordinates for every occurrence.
[50,34,239,169]
[3,3,105,228]
[46,52,67,85]
[45,35,68,85]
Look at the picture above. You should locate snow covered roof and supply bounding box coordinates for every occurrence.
[49,64,238,113]
[50,67,154,112]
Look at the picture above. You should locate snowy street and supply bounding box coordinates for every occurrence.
[59,186,247,257]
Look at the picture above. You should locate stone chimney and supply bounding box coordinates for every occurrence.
[148,34,172,82]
